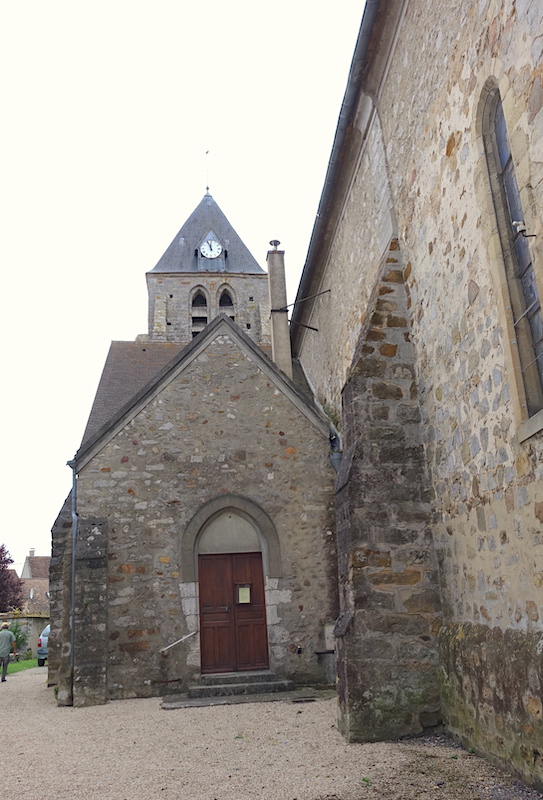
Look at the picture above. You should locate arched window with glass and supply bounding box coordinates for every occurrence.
[483,87,543,417]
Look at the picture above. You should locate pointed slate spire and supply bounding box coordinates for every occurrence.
[149,194,265,274]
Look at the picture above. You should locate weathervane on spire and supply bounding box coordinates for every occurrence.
[205,149,210,194]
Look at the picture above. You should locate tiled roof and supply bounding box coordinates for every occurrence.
[81,341,185,445]
[24,556,50,579]
[20,579,50,615]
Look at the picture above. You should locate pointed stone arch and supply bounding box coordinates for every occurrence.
[180,494,282,582]
[191,287,209,307]
[190,286,209,337]
[217,284,236,322]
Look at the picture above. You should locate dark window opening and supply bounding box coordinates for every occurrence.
[192,293,207,307]
[246,323,251,329]
[192,317,207,325]
[219,291,233,307]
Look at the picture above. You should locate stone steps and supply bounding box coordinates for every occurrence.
[188,670,295,698]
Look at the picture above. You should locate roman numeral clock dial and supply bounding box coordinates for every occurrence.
[200,239,222,258]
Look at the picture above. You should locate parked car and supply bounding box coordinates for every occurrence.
[37,624,49,667]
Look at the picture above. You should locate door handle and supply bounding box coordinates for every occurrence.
[218,606,231,612]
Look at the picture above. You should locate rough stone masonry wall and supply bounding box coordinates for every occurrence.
[49,496,73,702]
[51,496,113,707]
[335,259,441,742]
[147,272,271,345]
[374,0,543,785]
[296,111,394,417]
[295,0,543,782]
[69,333,336,705]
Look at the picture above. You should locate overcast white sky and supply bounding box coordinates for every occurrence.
[1,1,363,573]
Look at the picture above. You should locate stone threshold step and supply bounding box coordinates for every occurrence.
[188,679,294,698]
[161,686,336,710]
[199,670,278,686]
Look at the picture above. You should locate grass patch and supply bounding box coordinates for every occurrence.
[8,659,39,674]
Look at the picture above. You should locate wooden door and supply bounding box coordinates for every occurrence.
[199,552,269,674]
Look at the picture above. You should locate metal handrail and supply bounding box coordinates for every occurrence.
[159,630,196,654]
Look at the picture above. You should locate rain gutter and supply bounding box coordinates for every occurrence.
[290,0,381,345]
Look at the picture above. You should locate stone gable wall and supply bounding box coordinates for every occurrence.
[66,333,336,705]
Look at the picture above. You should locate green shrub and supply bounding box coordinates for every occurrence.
[8,622,27,652]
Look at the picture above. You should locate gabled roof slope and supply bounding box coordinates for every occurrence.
[21,555,50,580]
[81,341,184,445]
[149,193,265,275]
[76,314,329,469]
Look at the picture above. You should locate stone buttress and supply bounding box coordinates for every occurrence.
[335,248,442,741]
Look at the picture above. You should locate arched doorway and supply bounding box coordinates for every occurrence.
[182,495,283,673]
[199,513,268,673]
[182,497,281,674]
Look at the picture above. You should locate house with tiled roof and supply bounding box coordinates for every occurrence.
[21,549,50,581]
[2,549,50,656]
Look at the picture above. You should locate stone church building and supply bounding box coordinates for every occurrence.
[52,0,543,789]
[50,194,338,707]
[289,0,543,788]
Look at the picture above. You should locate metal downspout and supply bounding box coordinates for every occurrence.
[67,458,78,701]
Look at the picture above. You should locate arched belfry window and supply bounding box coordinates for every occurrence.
[190,288,209,338]
[483,88,543,417]
[219,287,236,322]
[219,290,233,307]
[192,292,207,308]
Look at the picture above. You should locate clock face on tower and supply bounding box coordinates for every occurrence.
[200,239,223,258]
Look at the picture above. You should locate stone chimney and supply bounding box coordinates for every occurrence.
[267,242,293,380]
[29,548,35,558]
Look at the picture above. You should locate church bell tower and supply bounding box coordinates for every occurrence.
[145,193,271,346]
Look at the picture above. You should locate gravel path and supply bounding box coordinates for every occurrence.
[5,668,543,800]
